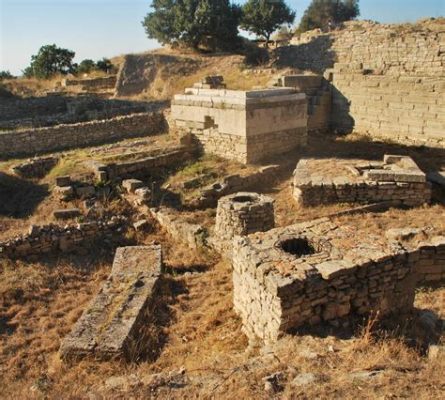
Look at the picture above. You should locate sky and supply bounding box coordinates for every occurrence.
[1,0,444,75]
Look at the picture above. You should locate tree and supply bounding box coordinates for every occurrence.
[25,44,76,79]
[96,58,113,73]
[240,0,295,46]
[77,59,96,74]
[0,70,15,80]
[142,0,241,51]
[299,0,360,32]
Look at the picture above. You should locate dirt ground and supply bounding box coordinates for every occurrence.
[0,132,444,399]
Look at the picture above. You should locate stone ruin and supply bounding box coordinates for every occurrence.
[171,77,307,163]
[60,245,162,361]
[214,192,275,253]
[292,155,432,207]
[232,218,445,343]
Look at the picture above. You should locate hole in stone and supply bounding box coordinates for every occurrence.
[280,238,315,257]
[232,195,255,203]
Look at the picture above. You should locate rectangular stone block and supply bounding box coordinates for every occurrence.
[60,245,162,361]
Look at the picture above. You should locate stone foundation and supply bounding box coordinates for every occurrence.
[292,155,431,207]
[214,192,274,253]
[171,83,307,164]
[232,218,445,343]
[0,216,126,259]
[60,245,162,361]
[0,112,166,158]
[12,156,59,178]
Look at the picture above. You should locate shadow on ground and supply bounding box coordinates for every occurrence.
[0,172,49,218]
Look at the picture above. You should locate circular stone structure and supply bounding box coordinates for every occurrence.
[214,192,275,247]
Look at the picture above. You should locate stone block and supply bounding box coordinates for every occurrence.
[56,176,71,187]
[53,208,81,220]
[60,245,162,361]
[122,179,144,193]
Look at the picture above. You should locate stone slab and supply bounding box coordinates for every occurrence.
[60,245,162,361]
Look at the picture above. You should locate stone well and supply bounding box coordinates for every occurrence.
[232,218,445,343]
[214,192,275,251]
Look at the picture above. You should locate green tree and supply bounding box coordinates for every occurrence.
[25,44,76,79]
[240,0,295,46]
[299,0,360,32]
[0,70,15,80]
[77,59,96,74]
[142,0,241,51]
[96,58,113,73]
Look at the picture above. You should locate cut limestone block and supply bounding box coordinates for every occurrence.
[60,245,162,361]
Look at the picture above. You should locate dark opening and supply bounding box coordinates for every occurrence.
[280,238,315,257]
[232,195,254,203]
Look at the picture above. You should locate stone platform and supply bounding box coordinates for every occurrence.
[60,245,162,361]
[171,79,307,164]
[292,155,431,207]
[232,218,445,343]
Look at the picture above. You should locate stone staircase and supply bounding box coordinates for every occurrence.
[270,74,332,133]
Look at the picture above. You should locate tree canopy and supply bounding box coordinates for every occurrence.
[0,71,15,80]
[240,0,295,45]
[142,0,241,51]
[299,0,360,32]
[24,44,76,79]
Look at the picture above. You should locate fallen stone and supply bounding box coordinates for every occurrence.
[56,176,71,187]
[122,179,144,193]
[60,245,163,361]
[75,185,96,198]
[56,186,74,200]
[291,372,316,387]
[53,208,81,220]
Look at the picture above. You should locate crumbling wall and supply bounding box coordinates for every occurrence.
[0,112,166,158]
[0,216,126,259]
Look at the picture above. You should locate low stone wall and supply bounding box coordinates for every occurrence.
[189,164,283,209]
[214,192,274,253]
[0,216,126,259]
[0,112,166,158]
[149,207,209,250]
[292,156,431,207]
[12,156,59,178]
[60,246,162,361]
[232,218,445,343]
[62,76,117,91]
[95,145,196,181]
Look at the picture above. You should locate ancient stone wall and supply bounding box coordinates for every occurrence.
[172,87,307,163]
[232,218,445,343]
[62,76,117,91]
[95,145,196,181]
[282,20,445,147]
[0,216,126,259]
[292,156,432,207]
[214,192,274,253]
[0,112,166,158]
[12,156,59,178]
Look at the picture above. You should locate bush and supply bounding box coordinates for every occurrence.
[0,70,15,80]
[24,44,76,79]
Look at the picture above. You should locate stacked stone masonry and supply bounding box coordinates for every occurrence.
[0,112,166,158]
[232,218,445,343]
[12,156,59,178]
[292,155,431,207]
[171,84,307,164]
[60,246,162,361]
[214,192,275,253]
[285,20,445,148]
[0,216,126,259]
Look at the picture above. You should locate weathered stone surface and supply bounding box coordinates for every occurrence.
[12,156,59,178]
[122,179,144,193]
[56,175,72,187]
[171,83,307,164]
[214,192,275,254]
[292,155,431,207]
[60,245,162,361]
[232,219,445,343]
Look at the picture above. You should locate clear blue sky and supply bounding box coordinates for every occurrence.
[1,0,444,75]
